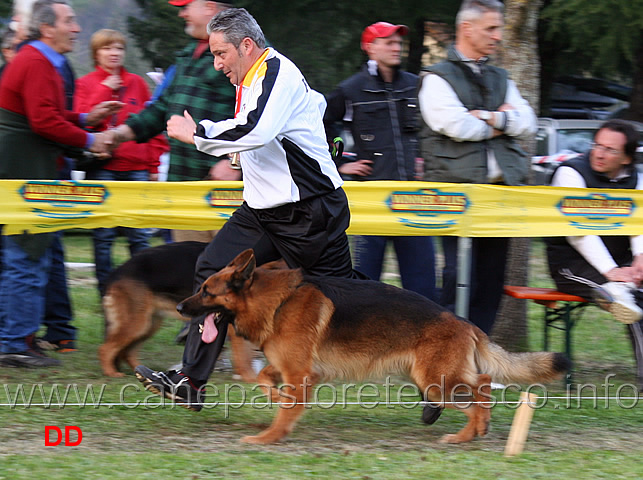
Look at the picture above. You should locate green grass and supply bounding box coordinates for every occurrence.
[0,234,641,479]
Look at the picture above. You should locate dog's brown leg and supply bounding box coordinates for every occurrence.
[100,287,156,377]
[121,313,165,372]
[240,339,315,446]
[438,373,493,444]
[240,370,312,444]
[228,324,258,383]
[256,364,283,403]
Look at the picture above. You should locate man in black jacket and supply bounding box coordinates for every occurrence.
[323,22,436,302]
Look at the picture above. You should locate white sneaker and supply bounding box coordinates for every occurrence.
[594,282,643,324]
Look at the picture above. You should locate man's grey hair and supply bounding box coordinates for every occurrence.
[1,28,16,51]
[456,0,504,25]
[13,0,38,25]
[207,7,266,50]
[27,0,69,40]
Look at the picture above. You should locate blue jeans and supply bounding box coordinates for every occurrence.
[87,169,151,295]
[352,235,437,301]
[42,232,75,342]
[0,234,52,352]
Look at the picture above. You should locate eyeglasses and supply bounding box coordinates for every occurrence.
[591,142,622,156]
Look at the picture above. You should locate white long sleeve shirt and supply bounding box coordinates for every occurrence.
[194,48,342,210]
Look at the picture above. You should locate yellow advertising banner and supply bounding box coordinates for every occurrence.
[1,179,643,237]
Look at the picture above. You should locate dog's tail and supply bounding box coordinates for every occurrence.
[474,335,570,385]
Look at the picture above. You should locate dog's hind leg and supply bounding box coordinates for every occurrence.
[438,373,492,444]
[121,311,164,372]
[99,291,131,377]
[99,287,157,377]
[411,337,491,444]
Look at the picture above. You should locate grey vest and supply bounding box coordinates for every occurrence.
[419,46,528,185]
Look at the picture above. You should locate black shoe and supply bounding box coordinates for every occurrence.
[0,349,61,368]
[134,365,203,411]
[421,404,444,425]
[35,338,77,353]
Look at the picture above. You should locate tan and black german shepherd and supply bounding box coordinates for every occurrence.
[177,249,570,445]
[99,241,257,381]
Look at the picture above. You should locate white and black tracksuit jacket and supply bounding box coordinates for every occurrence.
[194,48,343,210]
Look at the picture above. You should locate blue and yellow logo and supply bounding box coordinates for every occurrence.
[205,187,244,219]
[387,188,469,229]
[19,180,108,221]
[557,192,635,230]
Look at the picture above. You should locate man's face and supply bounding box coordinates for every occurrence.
[365,33,403,69]
[11,11,28,43]
[590,128,631,178]
[463,11,503,59]
[209,31,251,86]
[48,3,80,54]
[178,0,215,40]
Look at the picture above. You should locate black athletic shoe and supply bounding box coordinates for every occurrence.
[0,349,61,368]
[421,404,444,425]
[134,365,204,411]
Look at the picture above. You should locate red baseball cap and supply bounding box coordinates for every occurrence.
[168,0,235,5]
[361,22,409,50]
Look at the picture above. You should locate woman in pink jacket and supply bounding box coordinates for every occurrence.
[74,29,169,296]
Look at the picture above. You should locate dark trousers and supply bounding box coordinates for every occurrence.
[352,235,437,301]
[439,236,509,334]
[548,248,643,390]
[181,188,357,382]
[42,232,75,342]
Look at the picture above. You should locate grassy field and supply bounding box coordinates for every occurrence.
[0,233,641,479]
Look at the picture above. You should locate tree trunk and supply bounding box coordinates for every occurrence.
[490,0,543,351]
[624,39,643,123]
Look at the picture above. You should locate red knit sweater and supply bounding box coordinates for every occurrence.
[0,45,88,148]
[74,66,168,173]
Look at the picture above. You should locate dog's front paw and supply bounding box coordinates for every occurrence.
[240,434,270,445]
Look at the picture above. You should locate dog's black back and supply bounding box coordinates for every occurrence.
[302,276,457,334]
[105,241,207,302]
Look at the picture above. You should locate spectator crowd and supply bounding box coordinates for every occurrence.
[0,0,640,396]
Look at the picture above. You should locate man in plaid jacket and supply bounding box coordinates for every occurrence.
[110,0,237,241]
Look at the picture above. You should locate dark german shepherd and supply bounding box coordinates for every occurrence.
[177,249,570,445]
[99,241,257,381]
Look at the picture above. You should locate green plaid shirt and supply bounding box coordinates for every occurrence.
[126,42,236,181]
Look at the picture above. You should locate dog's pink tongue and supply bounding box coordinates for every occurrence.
[201,313,219,344]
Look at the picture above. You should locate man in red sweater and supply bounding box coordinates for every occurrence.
[0,0,120,368]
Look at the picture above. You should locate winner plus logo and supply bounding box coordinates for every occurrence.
[386,188,469,230]
[557,192,636,230]
[206,187,243,220]
[19,180,108,225]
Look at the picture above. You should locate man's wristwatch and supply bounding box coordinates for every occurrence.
[479,111,492,121]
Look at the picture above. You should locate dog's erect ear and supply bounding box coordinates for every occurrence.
[228,249,256,291]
